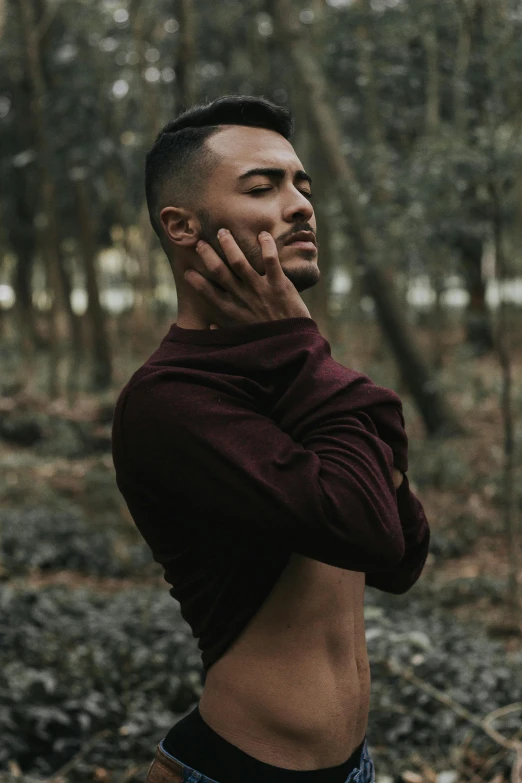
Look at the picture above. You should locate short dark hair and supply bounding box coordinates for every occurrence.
[144,95,294,251]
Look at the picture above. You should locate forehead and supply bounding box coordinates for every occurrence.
[206,125,303,179]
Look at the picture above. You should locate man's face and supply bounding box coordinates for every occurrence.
[196,125,320,294]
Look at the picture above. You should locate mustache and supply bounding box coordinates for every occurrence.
[278,223,316,244]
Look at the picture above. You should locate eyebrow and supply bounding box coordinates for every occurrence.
[237,167,312,186]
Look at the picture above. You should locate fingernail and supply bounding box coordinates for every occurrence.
[217,228,228,238]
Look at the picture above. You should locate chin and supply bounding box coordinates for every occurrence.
[283,263,321,294]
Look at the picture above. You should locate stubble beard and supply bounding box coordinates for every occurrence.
[196,208,320,294]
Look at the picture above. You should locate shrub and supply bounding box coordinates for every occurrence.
[1,507,154,578]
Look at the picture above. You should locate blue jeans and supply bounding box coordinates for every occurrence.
[145,736,376,783]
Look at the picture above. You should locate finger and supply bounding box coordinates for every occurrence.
[258,232,282,282]
[216,230,258,281]
[195,240,242,291]
[392,468,404,489]
[184,269,233,307]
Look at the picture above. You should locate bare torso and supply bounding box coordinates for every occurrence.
[198,552,371,771]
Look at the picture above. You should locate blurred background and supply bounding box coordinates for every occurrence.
[0,0,521,781]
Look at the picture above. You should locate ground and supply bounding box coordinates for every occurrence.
[1,315,521,781]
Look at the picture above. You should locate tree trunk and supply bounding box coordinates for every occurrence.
[8,191,39,357]
[72,173,112,392]
[130,0,164,143]
[356,1,391,204]
[175,0,196,111]
[56,245,84,401]
[292,5,333,343]
[0,0,6,39]
[356,8,382,146]
[489,178,520,621]
[454,231,494,354]
[422,23,440,136]
[430,270,445,372]
[129,0,167,330]
[453,4,471,135]
[273,0,463,437]
[18,0,64,398]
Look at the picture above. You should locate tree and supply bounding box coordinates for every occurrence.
[17,0,67,398]
[272,0,463,437]
[71,169,112,392]
[175,0,196,111]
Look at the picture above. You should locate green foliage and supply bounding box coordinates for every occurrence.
[1,507,154,578]
[0,584,202,778]
[1,579,520,778]
[408,436,473,489]
[3,0,522,278]
[365,586,522,771]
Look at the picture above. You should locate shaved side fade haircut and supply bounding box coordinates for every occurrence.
[144,94,294,254]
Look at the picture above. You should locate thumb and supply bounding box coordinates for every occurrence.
[209,324,219,330]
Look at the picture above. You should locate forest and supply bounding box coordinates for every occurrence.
[0,0,521,780]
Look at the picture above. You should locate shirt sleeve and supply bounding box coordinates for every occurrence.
[118,366,407,573]
[365,473,431,594]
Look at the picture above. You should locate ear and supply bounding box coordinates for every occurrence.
[159,206,200,249]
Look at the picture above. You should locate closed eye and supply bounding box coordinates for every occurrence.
[249,187,313,200]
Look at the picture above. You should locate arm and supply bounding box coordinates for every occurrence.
[365,472,430,594]
[260,327,430,592]
[117,363,406,573]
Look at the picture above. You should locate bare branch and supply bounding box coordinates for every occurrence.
[385,658,522,755]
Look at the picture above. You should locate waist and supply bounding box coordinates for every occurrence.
[199,646,371,769]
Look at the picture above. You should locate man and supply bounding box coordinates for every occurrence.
[111,94,430,783]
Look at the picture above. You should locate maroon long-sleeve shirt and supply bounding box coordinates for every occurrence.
[112,316,430,672]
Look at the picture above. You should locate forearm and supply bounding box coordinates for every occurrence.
[365,473,430,594]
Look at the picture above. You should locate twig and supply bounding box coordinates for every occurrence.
[512,749,522,783]
[454,729,476,768]
[477,727,522,778]
[454,759,488,783]
[484,704,522,729]
[383,658,522,754]
[43,729,112,782]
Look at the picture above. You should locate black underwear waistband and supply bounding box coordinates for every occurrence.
[162,703,365,783]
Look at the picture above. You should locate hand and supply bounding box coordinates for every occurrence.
[392,468,404,490]
[184,229,312,328]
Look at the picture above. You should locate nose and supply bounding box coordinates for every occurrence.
[282,188,314,224]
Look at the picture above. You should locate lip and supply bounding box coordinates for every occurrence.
[284,231,316,246]
[284,241,317,251]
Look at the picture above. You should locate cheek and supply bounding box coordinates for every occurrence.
[226,198,278,232]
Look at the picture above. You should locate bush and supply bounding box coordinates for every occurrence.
[0,585,203,779]
[0,507,154,578]
[1,580,521,779]
[364,587,522,774]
